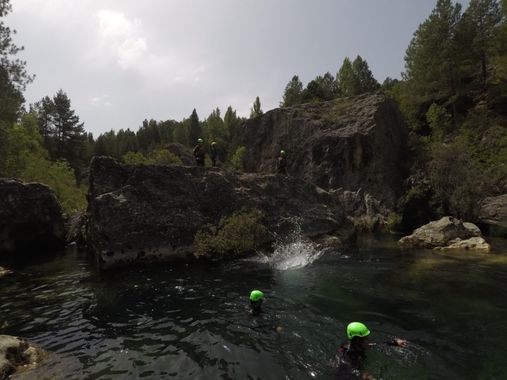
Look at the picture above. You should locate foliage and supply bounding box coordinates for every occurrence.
[281,75,303,106]
[193,210,267,258]
[0,116,86,213]
[188,108,201,146]
[229,146,246,171]
[122,149,182,166]
[426,103,453,138]
[250,96,263,118]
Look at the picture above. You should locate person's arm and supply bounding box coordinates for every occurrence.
[369,337,408,348]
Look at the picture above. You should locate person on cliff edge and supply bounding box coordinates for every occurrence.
[193,138,205,166]
[277,150,288,175]
[336,322,408,379]
[210,141,218,167]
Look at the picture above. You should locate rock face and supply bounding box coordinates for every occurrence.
[165,143,194,166]
[65,212,87,246]
[239,94,408,208]
[0,335,46,379]
[479,194,507,229]
[399,217,490,251]
[87,157,354,269]
[0,179,65,255]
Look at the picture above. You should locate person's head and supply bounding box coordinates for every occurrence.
[249,290,264,313]
[197,138,203,144]
[211,141,217,146]
[347,322,370,350]
[280,150,286,156]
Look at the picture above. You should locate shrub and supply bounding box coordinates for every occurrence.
[194,210,268,258]
[229,146,246,171]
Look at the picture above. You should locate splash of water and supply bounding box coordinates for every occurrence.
[252,217,324,270]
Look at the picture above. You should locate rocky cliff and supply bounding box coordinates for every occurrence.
[239,94,408,208]
[0,179,65,256]
[87,157,355,269]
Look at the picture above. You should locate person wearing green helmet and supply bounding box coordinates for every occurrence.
[336,322,407,379]
[246,289,264,316]
[277,149,288,175]
[193,138,205,166]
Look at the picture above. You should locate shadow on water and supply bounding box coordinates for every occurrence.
[2,233,507,379]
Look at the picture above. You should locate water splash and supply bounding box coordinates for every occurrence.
[253,217,324,270]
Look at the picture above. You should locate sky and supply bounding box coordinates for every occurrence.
[6,0,467,136]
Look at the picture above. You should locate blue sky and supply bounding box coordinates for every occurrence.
[7,0,469,135]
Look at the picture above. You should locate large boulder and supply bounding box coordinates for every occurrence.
[239,94,408,208]
[0,335,46,379]
[479,194,507,231]
[87,157,354,269]
[399,216,490,251]
[0,179,65,256]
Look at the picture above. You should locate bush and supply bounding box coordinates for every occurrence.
[229,146,246,171]
[122,149,182,166]
[194,210,267,258]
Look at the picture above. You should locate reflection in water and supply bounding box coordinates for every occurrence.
[1,236,507,379]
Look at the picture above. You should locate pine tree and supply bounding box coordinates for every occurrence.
[336,57,359,96]
[52,89,86,167]
[403,0,463,99]
[465,0,502,84]
[188,108,201,146]
[352,56,380,93]
[250,96,263,118]
[281,75,303,106]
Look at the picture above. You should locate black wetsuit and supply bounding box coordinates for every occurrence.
[336,344,366,379]
[210,145,218,167]
[277,155,287,175]
[193,144,205,166]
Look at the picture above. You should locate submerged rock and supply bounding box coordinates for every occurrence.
[239,94,408,208]
[0,335,46,379]
[0,179,65,256]
[399,216,489,251]
[87,157,354,269]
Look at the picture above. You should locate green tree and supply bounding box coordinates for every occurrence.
[426,103,453,139]
[173,119,189,146]
[281,75,303,106]
[403,0,463,99]
[302,72,337,102]
[188,108,201,146]
[250,96,263,118]
[465,0,502,84]
[352,56,380,93]
[336,57,359,96]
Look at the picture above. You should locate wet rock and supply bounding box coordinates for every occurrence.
[0,179,65,256]
[399,217,486,251]
[239,94,408,208]
[87,156,355,269]
[336,189,390,231]
[0,335,46,379]
[434,237,491,252]
[0,267,12,278]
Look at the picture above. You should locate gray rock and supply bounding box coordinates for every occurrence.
[164,143,194,166]
[479,194,507,229]
[0,335,46,380]
[0,179,65,255]
[87,157,355,269]
[398,216,483,249]
[65,212,87,246]
[238,94,408,208]
[434,237,491,252]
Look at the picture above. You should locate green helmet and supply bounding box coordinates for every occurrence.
[347,322,370,340]
[197,138,203,143]
[280,150,286,156]
[250,290,264,302]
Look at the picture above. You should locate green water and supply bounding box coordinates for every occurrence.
[1,235,507,379]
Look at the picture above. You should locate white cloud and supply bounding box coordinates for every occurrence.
[90,94,112,108]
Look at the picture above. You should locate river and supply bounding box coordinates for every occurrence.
[2,235,507,379]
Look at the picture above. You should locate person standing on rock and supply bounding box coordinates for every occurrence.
[210,141,218,167]
[193,138,205,167]
[277,150,288,175]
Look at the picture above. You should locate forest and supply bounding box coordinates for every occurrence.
[1,0,506,229]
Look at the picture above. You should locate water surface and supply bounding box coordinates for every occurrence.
[2,235,507,379]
